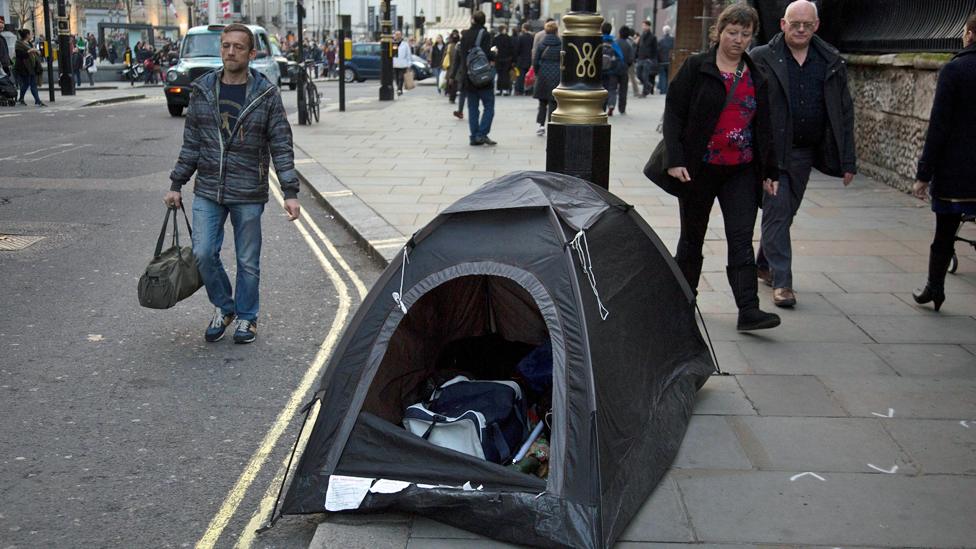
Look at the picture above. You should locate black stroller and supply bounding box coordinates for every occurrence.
[0,73,17,107]
[949,215,976,273]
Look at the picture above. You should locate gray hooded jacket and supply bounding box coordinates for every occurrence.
[169,68,299,203]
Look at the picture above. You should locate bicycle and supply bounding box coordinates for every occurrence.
[298,60,320,124]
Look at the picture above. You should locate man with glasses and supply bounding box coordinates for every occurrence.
[751,0,856,308]
[164,23,301,344]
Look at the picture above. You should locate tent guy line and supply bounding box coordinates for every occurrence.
[195,173,365,549]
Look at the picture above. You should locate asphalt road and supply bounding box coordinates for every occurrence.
[0,84,383,547]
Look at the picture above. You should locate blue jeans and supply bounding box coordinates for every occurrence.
[191,195,265,321]
[18,73,41,104]
[658,64,670,94]
[467,86,495,141]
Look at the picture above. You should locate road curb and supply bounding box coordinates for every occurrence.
[293,144,404,268]
[83,94,147,107]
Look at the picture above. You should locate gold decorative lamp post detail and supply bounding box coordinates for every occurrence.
[546,1,611,189]
[550,12,607,125]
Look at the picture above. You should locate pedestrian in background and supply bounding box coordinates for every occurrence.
[657,25,674,94]
[392,30,411,95]
[636,19,658,96]
[600,22,626,116]
[446,30,465,114]
[164,24,300,345]
[662,3,780,331]
[532,19,560,136]
[751,0,856,308]
[623,27,640,98]
[83,50,96,86]
[494,24,514,95]
[71,44,84,87]
[514,22,534,95]
[14,29,44,107]
[617,26,635,112]
[459,10,496,145]
[911,12,976,312]
[430,34,446,94]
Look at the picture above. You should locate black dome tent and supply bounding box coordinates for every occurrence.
[273,171,716,548]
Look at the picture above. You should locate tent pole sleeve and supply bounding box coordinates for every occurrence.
[695,302,725,376]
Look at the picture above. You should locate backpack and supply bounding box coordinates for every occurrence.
[465,28,495,88]
[602,42,621,75]
[403,375,527,463]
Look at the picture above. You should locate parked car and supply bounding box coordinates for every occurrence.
[271,41,299,90]
[164,24,281,117]
[343,42,432,83]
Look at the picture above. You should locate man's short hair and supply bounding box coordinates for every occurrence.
[619,26,630,38]
[18,28,30,39]
[544,20,558,34]
[967,11,976,34]
[472,10,486,26]
[601,22,612,35]
[221,23,255,51]
[642,20,651,27]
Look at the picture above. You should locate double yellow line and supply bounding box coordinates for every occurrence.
[196,173,369,548]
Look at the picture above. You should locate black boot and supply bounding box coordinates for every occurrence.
[727,265,781,331]
[913,244,953,311]
[675,254,704,295]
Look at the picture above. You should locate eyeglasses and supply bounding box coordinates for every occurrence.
[786,20,816,31]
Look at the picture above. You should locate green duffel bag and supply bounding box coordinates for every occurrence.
[138,205,203,309]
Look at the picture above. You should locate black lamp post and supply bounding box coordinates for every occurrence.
[56,0,75,95]
[378,0,394,100]
[41,0,56,102]
[186,0,195,27]
[545,0,610,189]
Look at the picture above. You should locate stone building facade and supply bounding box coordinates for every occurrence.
[845,53,950,193]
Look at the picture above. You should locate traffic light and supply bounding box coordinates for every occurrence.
[493,1,503,18]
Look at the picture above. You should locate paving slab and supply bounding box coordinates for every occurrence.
[309,516,410,549]
[708,341,752,374]
[732,416,914,473]
[618,475,696,543]
[676,470,976,547]
[736,341,896,376]
[695,375,757,416]
[851,314,976,344]
[867,344,976,377]
[820,292,924,316]
[883,419,976,475]
[819,375,976,419]
[700,313,871,344]
[736,375,849,417]
[673,416,752,470]
[826,272,976,294]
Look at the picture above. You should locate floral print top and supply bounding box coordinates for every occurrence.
[703,69,757,165]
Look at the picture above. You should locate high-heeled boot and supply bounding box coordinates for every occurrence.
[913,245,953,311]
[727,265,781,331]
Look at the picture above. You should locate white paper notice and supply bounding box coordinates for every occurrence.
[324,475,374,511]
[369,479,412,494]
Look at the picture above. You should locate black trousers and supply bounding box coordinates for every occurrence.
[395,68,405,91]
[536,98,555,125]
[675,163,759,290]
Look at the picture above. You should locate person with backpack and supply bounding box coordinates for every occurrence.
[459,10,497,146]
[616,26,635,114]
[600,22,626,116]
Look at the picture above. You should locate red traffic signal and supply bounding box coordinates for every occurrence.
[493,1,504,16]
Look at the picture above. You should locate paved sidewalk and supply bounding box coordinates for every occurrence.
[293,81,976,548]
[4,83,152,110]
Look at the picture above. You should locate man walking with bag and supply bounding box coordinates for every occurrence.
[163,23,301,344]
[751,0,856,308]
[459,10,496,146]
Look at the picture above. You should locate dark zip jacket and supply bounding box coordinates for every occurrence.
[915,44,976,201]
[169,68,299,204]
[662,46,778,189]
[750,33,856,177]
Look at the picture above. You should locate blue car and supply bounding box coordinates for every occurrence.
[343,42,432,83]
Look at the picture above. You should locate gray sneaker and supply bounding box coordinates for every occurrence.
[233,319,257,344]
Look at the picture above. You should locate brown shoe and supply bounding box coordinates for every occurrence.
[773,287,796,308]
[757,266,773,287]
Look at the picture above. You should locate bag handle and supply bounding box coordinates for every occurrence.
[720,58,747,113]
[153,204,193,258]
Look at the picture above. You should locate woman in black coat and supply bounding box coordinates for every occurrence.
[532,21,561,136]
[662,3,779,331]
[911,13,976,311]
